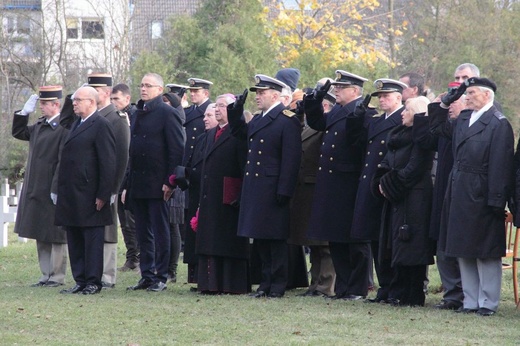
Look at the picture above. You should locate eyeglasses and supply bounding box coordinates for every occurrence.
[139,83,161,88]
[72,98,93,103]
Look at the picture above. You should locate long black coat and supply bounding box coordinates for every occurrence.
[125,96,185,199]
[288,126,326,246]
[304,97,371,243]
[229,102,302,240]
[350,107,404,241]
[373,125,435,266]
[12,113,68,243]
[196,126,249,258]
[55,112,116,227]
[183,99,211,164]
[98,104,130,242]
[436,105,514,258]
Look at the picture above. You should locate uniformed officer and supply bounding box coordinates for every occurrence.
[348,78,407,303]
[87,73,130,289]
[304,70,377,300]
[12,86,69,288]
[183,78,213,164]
[228,74,302,298]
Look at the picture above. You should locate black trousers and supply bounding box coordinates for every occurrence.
[255,239,288,295]
[118,195,139,264]
[389,264,427,306]
[66,226,104,288]
[132,198,170,284]
[329,241,370,297]
[371,241,395,300]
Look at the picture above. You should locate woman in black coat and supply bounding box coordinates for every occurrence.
[372,96,435,307]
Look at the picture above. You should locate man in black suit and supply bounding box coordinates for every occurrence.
[55,86,116,295]
[124,73,185,292]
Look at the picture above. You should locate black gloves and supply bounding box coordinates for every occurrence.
[276,194,291,206]
[234,89,248,109]
[294,100,305,116]
[353,94,372,117]
[441,83,466,106]
[312,80,331,102]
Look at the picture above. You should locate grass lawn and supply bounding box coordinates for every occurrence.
[1,227,519,345]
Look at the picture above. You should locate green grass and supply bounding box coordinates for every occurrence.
[1,227,519,345]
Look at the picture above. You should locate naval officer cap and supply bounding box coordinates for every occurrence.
[333,70,368,87]
[39,85,63,100]
[87,73,113,87]
[166,83,189,94]
[463,77,497,92]
[187,78,213,90]
[250,74,288,93]
[371,78,408,96]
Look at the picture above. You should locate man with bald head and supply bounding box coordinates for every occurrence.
[55,86,116,295]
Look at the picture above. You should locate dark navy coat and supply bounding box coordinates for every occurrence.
[305,97,372,243]
[350,106,404,241]
[183,98,211,164]
[229,102,302,240]
[124,96,185,199]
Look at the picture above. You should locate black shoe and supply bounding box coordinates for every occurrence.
[147,281,167,292]
[60,284,85,294]
[189,287,198,292]
[477,308,495,316]
[268,292,284,298]
[82,284,101,295]
[454,307,478,314]
[342,294,366,301]
[44,281,64,288]
[326,293,346,300]
[101,281,115,289]
[30,281,46,287]
[127,279,153,291]
[249,290,268,298]
[365,297,386,303]
[434,300,462,310]
[385,298,401,306]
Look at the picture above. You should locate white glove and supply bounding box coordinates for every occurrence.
[50,193,57,205]
[110,194,117,205]
[20,94,39,115]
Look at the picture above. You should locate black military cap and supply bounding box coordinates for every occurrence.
[464,77,497,92]
[166,83,189,94]
[39,85,63,100]
[333,70,368,87]
[87,73,113,87]
[187,78,213,90]
[250,74,288,93]
[371,78,408,96]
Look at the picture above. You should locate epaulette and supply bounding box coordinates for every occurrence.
[372,113,382,118]
[283,109,296,117]
[494,111,506,120]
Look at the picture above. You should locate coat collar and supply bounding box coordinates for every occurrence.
[455,106,496,149]
[66,111,99,143]
[368,106,404,139]
[248,103,286,137]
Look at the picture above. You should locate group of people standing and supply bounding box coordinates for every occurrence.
[12,63,517,317]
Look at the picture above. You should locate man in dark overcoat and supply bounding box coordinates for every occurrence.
[349,78,407,303]
[228,75,302,298]
[183,78,213,164]
[196,94,250,294]
[87,73,130,288]
[124,73,185,292]
[55,86,116,295]
[435,77,514,316]
[304,70,376,300]
[12,86,69,287]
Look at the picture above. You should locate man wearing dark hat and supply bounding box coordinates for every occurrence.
[275,68,301,93]
[349,78,407,303]
[87,73,130,289]
[55,86,116,295]
[12,86,69,287]
[303,70,377,300]
[434,77,514,316]
[228,74,302,298]
[183,78,213,164]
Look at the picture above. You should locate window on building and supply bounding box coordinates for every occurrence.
[151,20,163,40]
[66,17,104,40]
